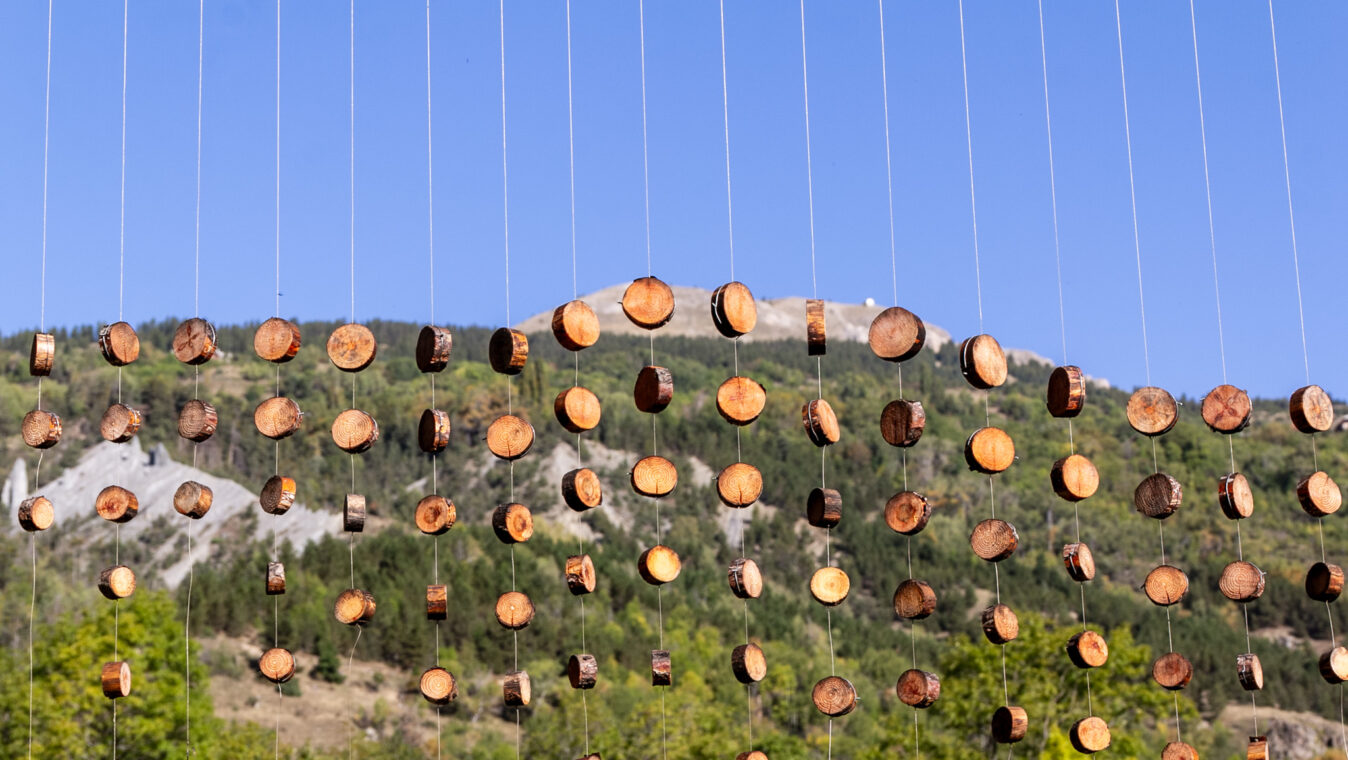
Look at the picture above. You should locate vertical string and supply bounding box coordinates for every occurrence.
[718,0,735,283]
[112,5,129,758]
[424,6,440,757]
[955,0,984,334]
[272,4,283,759]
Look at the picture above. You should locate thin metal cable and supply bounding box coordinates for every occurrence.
[346,626,362,760]
[565,0,578,296]
[193,0,203,318]
[27,532,35,760]
[274,0,281,318]
[118,0,127,322]
[955,0,984,333]
[877,0,898,308]
[1187,0,1227,383]
[718,0,735,281]
[798,0,817,299]
[425,0,434,323]
[1112,0,1152,386]
[638,0,652,277]
[184,4,205,753]
[348,0,355,324]
[499,0,511,325]
[1035,0,1067,366]
[40,0,52,331]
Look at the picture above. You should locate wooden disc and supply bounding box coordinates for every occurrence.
[562,468,603,511]
[959,334,1007,390]
[1161,742,1199,760]
[1152,651,1194,690]
[1050,454,1098,502]
[486,415,534,460]
[1297,471,1341,517]
[991,705,1028,744]
[260,475,297,515]
[566,554,597,595]
[1319,646,1348,683]
[21,409,61,449]
[327,323,377,372]
[29,332,54,377]
[568,653,599,689]
[732,643,768,684]
[895,669,941,709]
[555,386,602,433]
[495,590,535,630]
[893,579,937,620]
[418,408,451,453]
[1066,630,1109,669]
[504,670,532,706]
[178,399,218,442]
[415,494,456,535]
[426,584,448,619]
[970,519,1018,562]
[97,565,137,600]
[621,276,676,329]
[1069,716,1111,754]
[710,281,758,338]
[1127,386,1178,436]
[552,300,600,350]
[489,327,529,375]
[880,400,925,448]
[101,661,132,699]
[1062,543,1096,582]
[735,753,767,760]
[1134,472,1183,519]
[1306,561,1344,602]
[99,322,140,366]
[17,496,55,532]
[420,667,458,704]
[717,463,763,508]
[173,481,213,519]
[811,676,856,717]
[1248,736,1268,760]
[259,648,295,684]
[95,485,139,524]
[333,588,376,625]
[981,604,1020,644]
[267,562,286,595]
[416,325,453,372]
[1202,384,1252,434]
[254,317,302,363]
[1290,384,1335,433]
[806,299,826,356]
[728,558,763,599]
[884,491,931,536]
[806,487,842,528]
[1144,565,1189,606]
[634,366,674,413]
[632,455,678,497]
[638,545,682,585]
[1219,560,1265,602]
[651,650,673,687]
[99,403,142,443]
[172,318,217,365]
[809,566,850,606]
[1237,652,1264,691]
[868,306,926,362]
[717,376,767,426]
[964,427,1015,474]
[802,398,841,447]
[1218,472,1254,520]
[343,494,366,532]
[1046,365,1087,418]
[254,396,302,440]
[492,503,534,544]
[332,409,379,453]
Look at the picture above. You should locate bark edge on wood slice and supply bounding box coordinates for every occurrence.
[97,565,137,600]
[178,399,218,442]
[343,494,366,533]
[21,409,61,449]
[1202,384,1252,434]
[489,327,529,375]
[503,670,532,707]
[1306,561,1344,602]
[1126,386,1179,436]
[638,545,682,585]
[562,468,603,511]
[893,579,937,620]
[716,462,763,508]
[254,317,302,363]
[418,408,451,453]
[173,481,213,519]
[1247,736,1268,760]
[1297,471,1341,517]
[101,661,132,699]
[1237,652,1264,691]
[566,554,597,595]
[716,376,767,425]
[710,281,758,338]
[259,648,295,684]
[806,487,842,528]
[1219,560,1265,602]
[415,494,456,535]
[970,518,1018,562]
[651,650,673,686]
[884,491,931,536]
[554,386,602,433]
[99,403,142,443]
[95,485,139,523]
[981,603,1020,644]
[486,414,535,460]
[990,705,1028,744]
[1161,742,1199,760]
[1050,454,1099,502]
[895,668,941,709]
[633,365,674,413]
[552,300,600,350]
[1066,630,1109,669]
[494,590,535,630]
[568,653,599,689]
[333,588,377,626]
[420,667,458,705]
[867,306,926,362]
[1069,716,1111,754]
[735,752,767,760]
[29,332,54,376]
[1144,565,1189,606]
[254,396,302,440]
[959,334,1007,389]
[880,399,926,448]
[331,409,379,453]
[416,325,453,372]
[17,496,54,532]
[964,426,1015,474]
[621,276,676,330]
[266,562,286,595]
[811,675,857,717]
[426,585,448,620]
[731,643,768,684]
[727,558,763,599]
[809,566,850,606]
[805,299,826,356]
[1218,472,1254,520]
[326,323,377,372]
[1134,472,1183,519]
[1046,365,1086,418]
[1062,543,1096,582]
[631,455,678,497]
[99,322,140,366]
[172,317,217,365]
[1290,384,1334,433]
[1152,652,1194,690]
[801,398,840,447]
[492,502,534,544]
[1319,646,1348,684]
[260,475,297,515]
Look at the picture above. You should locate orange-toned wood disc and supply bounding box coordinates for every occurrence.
[970,518,1018,562]
[254,397,302,440]
[415,494,456,535]
[634,365,674,413]
[717,463,763,508]
[495,590,535,629]
[1069,716,1111,754]
[566,554,597,595]
[1218,472,1254,520]
[959,334,1007,390]
[504,670,532,706]
[1237,652,1264,691]
[1127,386,1178,436]
[806,299,826,356]
[95,485,139,523]
[1290,384,1335,433]
[1051,454,1099,502]
[809,566,850,606]
[982,603,1020,644]
[568,653,599,689]
[1134,472,1183,519]
[631,455,678,497]
[492,502,534,544]
[896,668,941,709]
[728,558,763,599]
[172,317,217,365]
[1219,561,1265,602]
[1247,736,1268,760]
[638,545,682,585]
[267,562,286,595]
[1162,742,1199,760]
[884,491,931,536]
[101,661,132,699]
[1067,630,1109,669]
[1063,543,1096,582]
[427,584,448,619]
[893,579,937,620]
[29,332,54,377]
[555,386,602,433]
[1144,565,1189,606]
[419,408,451,453]
[811,675,856,717]
[489,327,529,375]
[1319,646,1348,683]
[1152,651,1193,690]
[99,321,140,366]
[868,306,926,362]
[1046,365,1087,418]
[178,399,218,442]
[716,376,767,426]
[173,481,213,519]
[97,565,137,599]
[420,667,458,705]
[731,643,768,684]
[334,588,377,625]
[880,400,925,448]
[100,403,142,443]
[651,649,673,686]
[964,427,1015,474]
[1202,384,1252,434]
[552,300,600,350]
[621,276,676,329]
[260,475,297,515]
[710,281,758,338]
[562,468,603,511]
[802,398,840,446]
[1297,471,1341,517]
[416,325,453,372]
[259,648,295,684]
[332,409,379,453]
[21,409,61,449]
[17,496,54,532]
[486,414,534,460]
[991,705,1028,744]
[806,487,842,528]
[327,323,377,372]
[1306,561,1344,602]
[735,752,768,760]
[255,317,302,363]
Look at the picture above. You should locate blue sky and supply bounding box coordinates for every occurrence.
[0,1,1344,399]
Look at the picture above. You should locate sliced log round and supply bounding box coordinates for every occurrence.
[420,667,458,704]
[731,643,768,684]
[418,409,451,453]
[426,585,448,620]
[801,398,840,447]
[172,317,217,365]
[97,565,137,600]
[21,409,61,449]
[1306,561,1344,602]
[634,366,674,413]
[1219,561,1265,603]
[489,327,529,375]
[503,670,532,707]
[333,588,377,625]
[811,675,856,717]
[717,463,763,508]
[1066,630,1109,669]
[492,503,534,544]
[728,558,763,599]
[568,653,599,689]
[981,604,1020,644]
[1297,471,1342,517]
[710,281,758,338]
[29,332,54,377]
[99,403,142,443]
[415,495,456,535]
[266,562,286,595]
[178,399,218,442]
[868,306,925,362]
[1046,365,1086,418]
[562,468,603,511]
[101,661,132,699]
[1218,472,1254,520]
[638,545,682,585]
[495,590,535,630]
[332,409,379,453]
[416,325,453,372]
[964,427,1015,474]
[1161,742,1199,760]
[1248,736,1268,760]
[717,376,767,426]
[95,486,139,523]
[343,494,366,533]
[735,752,767,760]
[880,400,926,448]
[555,386,602,433]
[806,487,842,528]
[1050,454,1098,502]
[990,705,1028,744]
[1237,652,1264,691]
[651,650,673,686]
[1290,385,1334,433]
[1319,646,1348,683]
[1126,386,1178,436]
[959,334,1007,390]
[254,397,302,440]
[631,456,678,497]
[326,323,377,372]
[809,566,850,606]
[1069,716,1111,754]
[884,491,931,536]
[1202,384,1252,433]
[1144,565,1189,606]
[259,648,295,684]
[621,276,676,329]
[260,475,297,515]
[486,415,534,460]
[254,317,302,363]
[566,554,597,595]
[1062,543,1096,582]
[895,668,940,709]
[1134,472,1183,519]
[893,579,937,620]
[552,300,600,350]
[1152,651,1194,690]
[173,481,213,519]
[17,496,54,532]
[970,519,1018,562]
[99,322,140,366]
[806,299,826,356]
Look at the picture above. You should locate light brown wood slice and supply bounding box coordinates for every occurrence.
[731,643,767,684]
[486,414,534,460]
[1126,386,1179,436]
[893,579,937,620]
[562,468,603,511]
[416,325,453,372]
[415,495,456,535]
[1153,652,1194,690]
[30,332,54,376]
[806,487,842,528]
[99,322,140,366]
[1046,365,1087,418]
[806,299,826,356]
[259,648,295,684]
[717,463,763,508]
[1319,646,1348,683]
[1219,560,1265,602]
[427,585,448,620]
[1306,562,1344,602]
[568,654,598,689]
[266,562,286,595]
[1144,565,1189,606]
[809,566,850,606]
[173,318,217,365]
[21,409,61,449]
[728,558,763,599]
[1050,454,1098,502]
[332,409,379,453]
[964,427,1015,474]
[802,398,840,447]
[1218,472,1254,520]
[735,753,767,760]
[566,554,597,595]
[710,281,757,338]
[1290,384,1335,433]
[552,300,600,350]
[991,705,1028,744]
[173,481,212,519]
[1237,652,1264,691]
[1247,736,1268,760]
[1161,742,1199,760]
[1134,472,1183,519]
[970,519,1018,562]
[717,376,767,426]
[17,496,54,532]
[327,323,377,372]
[254,317,302,363]
[981,604,1020,644]
[884,491,931,536]
[420,667,457,704]
[495,590,535,630]
[555,386,602,433]
[101,661,131,699]
[1063,543,1096,582]
[178,399,218,442]
[651,650,672,686]
[503,670,532,706]
[260,475,297,515]
[334,588,376,625]
[631,455,678,497]
[99,403,142,443]
[418,408,451,453]
[868,306,926,362]
[621,276,676,329]
[638,545,682,585]
[492,503,534,544]
[95,485,139,523]
[489,327,529,375]
[1297,471,1341,517]
[880,400,925,448]
[343,494,366,532]
[1202,384,1252,433]
[959,334,1007,389]
[97,565,136,599]
[254,397,302,440]
[895,668,941,708]
[634,365,674,413]
[1069,716,1111,754]
[811,675,856,717]
[1067,630,1109,669]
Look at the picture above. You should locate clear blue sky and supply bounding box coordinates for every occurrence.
[0,1,1344,399]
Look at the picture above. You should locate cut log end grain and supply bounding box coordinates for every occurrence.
[552,300,600,350]
[97,565,137,599]
[1062,543,1097,582]
[893,579,937,620]
[21,409,62,449]
[1046,365,1087,418]
[970,519,1019,562]
[566,554,597,595]
[1153,652,1194,690]
[638,545,682,585]
[503,670,532,707]
[1319,646,1348,684]
[266,562,286,595]
[810,566,850,606]
[1202,384,1253,434]
[99,322,141,366]
[990,705,1028,744]
[254,317,302,363]
[1126,386,1179,436]
[562,468,603,511]
[1218,472,1255,520]
[1297,471,1342,517]
[172,317,217,365]
[426,585,448,620]
[416,325,453,372]
[621,276,676,330]
[634,366,675,413]
[1145,565,1190,606]
[1290,384,1335,433]
[420,667,458,705]
[99,403,142,443]
[716,376,767,425]
[1134,472,1183,519]
[17,496,54,532]
[959,334,1008,389]
[1248,736,1268,760]
[728,558,763,599]
[710,281,758,338]
[1306,562,1344,602]
[489,327,529,375]
[494,590,535,630]
[651,650,673,687]
[260,475,297,515]
[332,409,379,453]
[1066,630,1109,669]
[326,323,377,372]
[1220,561,1266,603]
[173,481,213,520]
[735,753,769,760]
[1237,652,1264,691]
[717,463,763,508]
[805,299,826,356]
[568,654,599,689]
[178,399,219,442]
[333,588,376,626]
[418,409,451,453]
[732,643,768,684]
[880,400,926,448]
[868,306,926,362]
[631,456,678,497]
[895,668,941,709]
[1050,454,1099,502]
[554,386,602,433]
[1069,716,1111,754]
[492,503,534,544]
[964,427,1015,474]
[254,396,302,440]
[806,487,842,528]
[95,485,139,524]
[884,491,931,536]
[812,676,857,717]
[29,332,54,376]
[801,398,841,447]
[101,661,132,699]
[1162,742,1199,760]
[487,415,535,461]
[259,648,295,684]
[981,604,1020,644]
[343,494,367,533]
[415,495,456,535]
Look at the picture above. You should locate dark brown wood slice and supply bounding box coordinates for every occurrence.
[178,399,218,442]
[880,399,926,448]
[1046,365,1086,418]
[1050,454,1098,501]
[419,408,451,453]
[728,558,763,599]
[893,579,937,620]
[568,654,599,689]
[555,386,602,433]
[21,409,61,449]
[29,332,54,376]
[884,491,931,536]
[1062,543,1096,582]
[965,427,1015,474]
[1297,471,1342,517]
[731,643,767,684]
[1201,384,1252,434]
[895,668,940,709]
[970,519,1018,562]
[416,325,453,372]
[1319,646,1348,683]
[260,475,296,515]
[1126,386,1178,436]
[1066,630,1109,669]
[801,398,840,447]
[1134,472,1183,519]
[489,327,529,375]
[99,322,140,366]
[811,676,856,717]
[959,334,1007,390]
[1219,560,1265,602]
[415,494,456,535]
[868,306,925,362]
[1237,652,1264,691]
[562,468,603,511]
[102,661,132,699]
[173,317,217,365]
[710,282,758,338]
[327,323,377,372]
[805,299,826,356]
[343,494,366,533]
[1290,384,1334,434]
[634,366,674,413]
[991,705,1027,744]
[486,415,534,460]
[427,585,448,620]
[651,650,672,686]
[552,300,600,350]
[1152,651,1193,690]
[492,503,534,544]
[1144,565,1189,606]
[1306,561,1344,602]
[254,317,302,363]
[504,670,532,706]
[981,604,1019,644]
[173,481,213,519]
[1218,472,1254,520]
[806,487,842,528]
[621,277,676,330]
[266,562,286,595]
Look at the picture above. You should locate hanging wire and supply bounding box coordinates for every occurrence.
[112,4,129,756]
[272,4,284,758]
[424,4,442,756]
